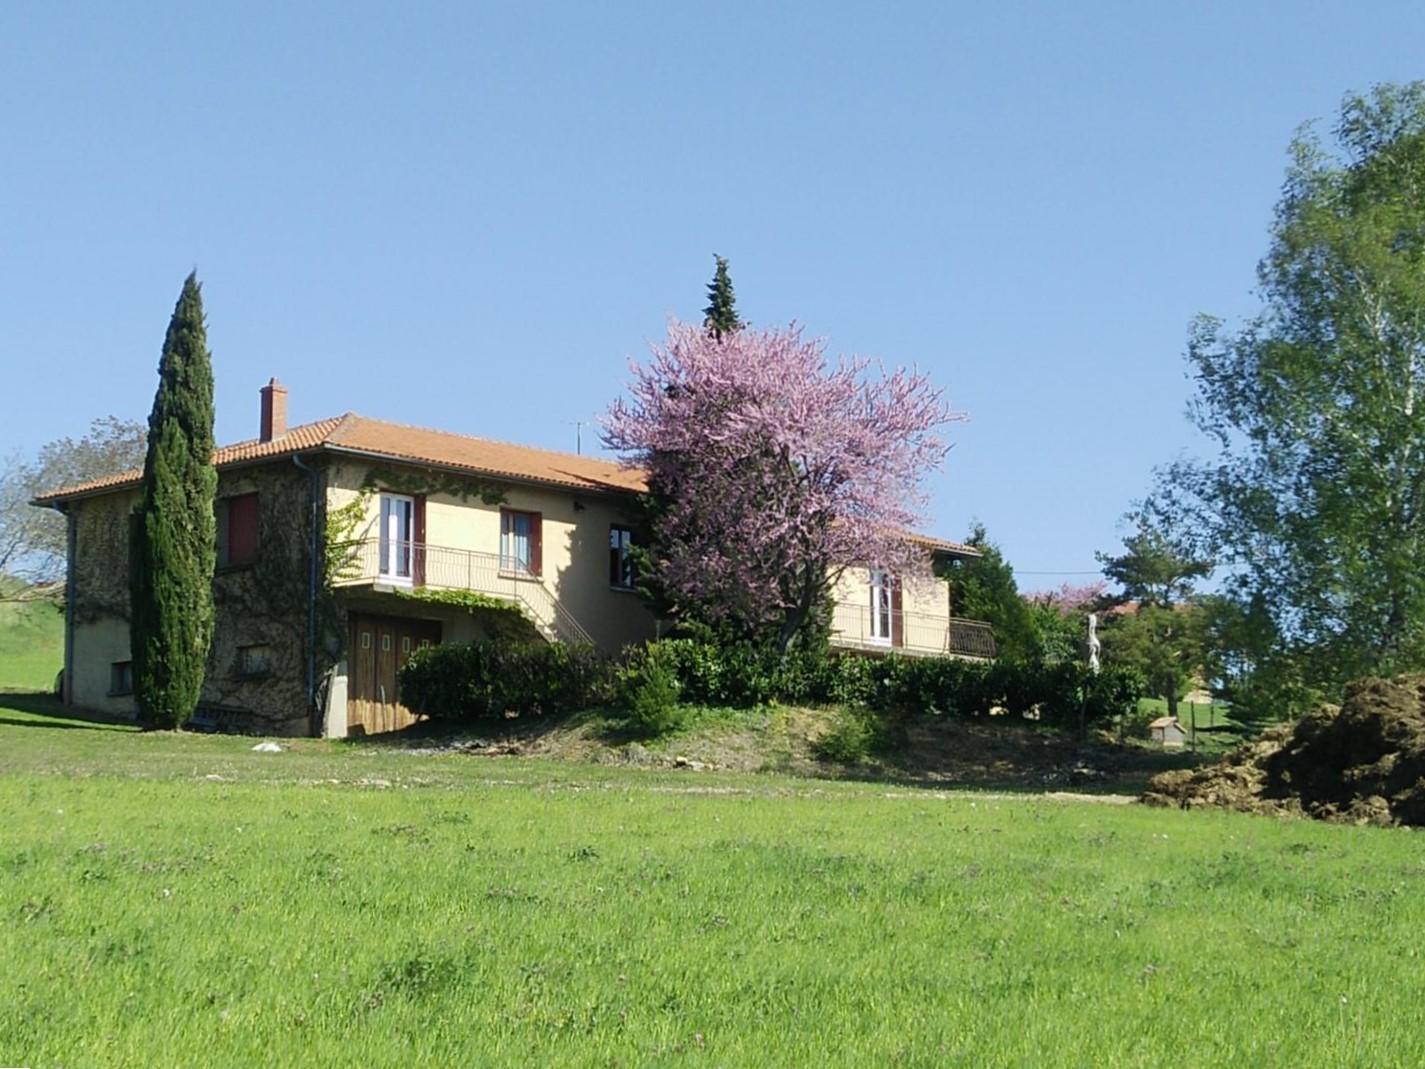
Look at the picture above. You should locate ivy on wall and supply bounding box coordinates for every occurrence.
[360,467,508,507]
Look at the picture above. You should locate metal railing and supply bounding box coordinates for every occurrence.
[829,601,997,659]
[332,538,596,646]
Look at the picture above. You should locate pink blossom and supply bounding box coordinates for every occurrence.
[604,320,963,645]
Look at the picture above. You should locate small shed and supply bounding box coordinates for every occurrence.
[1150,716,1188,749]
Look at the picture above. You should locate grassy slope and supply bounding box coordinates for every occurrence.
[3,699,1425,1068]
[0,599,62,691]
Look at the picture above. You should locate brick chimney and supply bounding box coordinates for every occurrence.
[259,378,288,442]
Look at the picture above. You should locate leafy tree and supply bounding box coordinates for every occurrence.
[1100,603,1205,720]
[0,417,145,600]
[130,273,218,729]
[1156,82,1425,709]
[605,320,957,653]
[1096,514,1212,718]
[702,254,743,338]
[1022,582,1105,666]
[939,523,1038,661]
[1097,513,1211,610]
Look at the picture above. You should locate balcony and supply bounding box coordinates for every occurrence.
[830,601,997,659]
[331,538,594,646]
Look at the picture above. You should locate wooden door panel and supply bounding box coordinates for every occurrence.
[346,613,442,736]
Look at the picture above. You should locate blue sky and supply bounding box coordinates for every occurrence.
[2,1,1420,586]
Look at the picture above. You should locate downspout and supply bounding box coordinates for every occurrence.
[292,454,321,734]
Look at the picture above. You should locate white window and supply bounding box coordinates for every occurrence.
[378,494,414,582]
[869,570,893,644]
[500,509,540,575]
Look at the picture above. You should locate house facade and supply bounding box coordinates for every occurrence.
[37,379,994,738]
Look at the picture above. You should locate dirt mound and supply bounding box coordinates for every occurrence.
[1142,674,1425,826]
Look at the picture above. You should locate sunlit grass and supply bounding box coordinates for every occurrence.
[0,599,62,691]
[3,698,1424,1067]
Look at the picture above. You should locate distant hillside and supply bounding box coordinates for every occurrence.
[0,597,63,692]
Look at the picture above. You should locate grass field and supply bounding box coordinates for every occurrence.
[0,599,62,691]
[4,698,1425,1067]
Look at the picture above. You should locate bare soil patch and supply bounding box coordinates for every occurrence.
[368,706,1189,794]
[1143,673,1425,826]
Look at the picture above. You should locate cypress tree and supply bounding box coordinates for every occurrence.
[702,254,743,338]
[130,272,218,729]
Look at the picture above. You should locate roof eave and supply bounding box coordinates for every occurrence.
[318,443,644,499]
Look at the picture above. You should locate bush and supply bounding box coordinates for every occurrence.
[813,707,879,763]
[616,644,684,737]
[648,638,783,707]
[400,632,1147,735]
[399,640,611,721]
[820,654,1145,727]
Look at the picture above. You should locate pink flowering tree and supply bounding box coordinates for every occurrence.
[604,320,961,652]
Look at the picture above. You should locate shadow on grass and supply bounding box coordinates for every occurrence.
[0,691,137,732]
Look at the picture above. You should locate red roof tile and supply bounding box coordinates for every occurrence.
[32,413,643,503]
[34,413,971,554]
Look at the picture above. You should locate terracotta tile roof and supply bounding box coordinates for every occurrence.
[31,416,350,504]
[907,532,981,558]
[323,416,647,494]
[34,413,969,552]
[33,413,643,504]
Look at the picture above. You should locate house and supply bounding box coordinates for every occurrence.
[35,379,995,737]
[1150,716,1188,748]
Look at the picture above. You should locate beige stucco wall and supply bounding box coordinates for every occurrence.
[71,616,137,716]
[830,565,952,653]
[69,486,140,717]
[326,460,658,652]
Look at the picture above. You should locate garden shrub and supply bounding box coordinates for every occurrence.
[400,632,1146,733]
[399,640,610,720]
[616,643,684,737]
[813,707,879,763]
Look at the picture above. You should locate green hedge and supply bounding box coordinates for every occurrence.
[643,638,1142,726]
[398,636,1144,728]
[399,641,610,720]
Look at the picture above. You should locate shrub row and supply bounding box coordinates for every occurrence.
[398,641,608,720]
[400,637,1144,729]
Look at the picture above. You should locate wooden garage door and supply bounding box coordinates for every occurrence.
[347,614,441,735]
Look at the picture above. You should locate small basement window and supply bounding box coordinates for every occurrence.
[236,644,273,678]
[109,661,133,696]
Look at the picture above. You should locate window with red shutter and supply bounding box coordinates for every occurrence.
[218,493,260,567]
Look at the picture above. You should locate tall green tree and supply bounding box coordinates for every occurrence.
[130,273,218,729]
[702,255,743,338]
[1157,82,1425,711]
[1097,514,1211,719]
[940,523,1039,661]
[1097,513,1211,610]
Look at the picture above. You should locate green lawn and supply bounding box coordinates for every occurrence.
[0,599,63,691]
[3,698,1425,1067]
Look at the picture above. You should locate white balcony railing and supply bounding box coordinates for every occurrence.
[332,538,595,646]
[830,601,997,659]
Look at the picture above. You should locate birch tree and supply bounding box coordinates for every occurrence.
[1160,82,1425,694]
